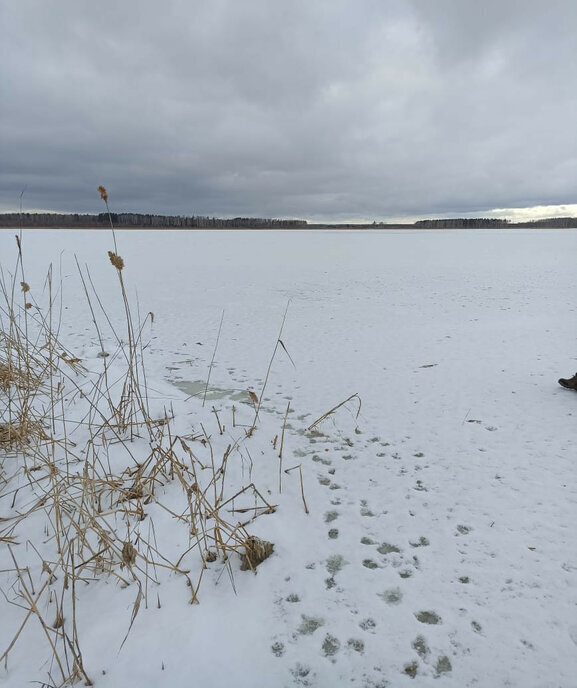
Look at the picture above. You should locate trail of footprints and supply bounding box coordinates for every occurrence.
[199,378,481,685]
[269,426,483,686]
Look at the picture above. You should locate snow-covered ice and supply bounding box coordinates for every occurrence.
[1,228,576,687]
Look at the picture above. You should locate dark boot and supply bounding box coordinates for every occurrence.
[558,373,577,390]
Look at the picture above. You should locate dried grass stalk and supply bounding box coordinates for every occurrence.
[307,393,361,431]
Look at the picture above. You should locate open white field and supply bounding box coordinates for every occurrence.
[1,228,576,687]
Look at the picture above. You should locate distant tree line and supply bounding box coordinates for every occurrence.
[413,217,577,228]
[515,217,577,228]
[414,218,509,228]
[0,213,98,228]
[0,213,308,229]
[1,213,576,230]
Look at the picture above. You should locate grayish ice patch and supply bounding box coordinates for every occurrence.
[171,379,251,402]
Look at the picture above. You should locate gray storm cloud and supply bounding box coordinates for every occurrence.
[1,0,576,220]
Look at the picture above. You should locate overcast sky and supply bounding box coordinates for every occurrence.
[2,0,577,222]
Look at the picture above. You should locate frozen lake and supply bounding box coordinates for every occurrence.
[1,227,577,687]
[4,228,577,440]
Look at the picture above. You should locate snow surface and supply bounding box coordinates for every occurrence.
[1,227,577,687]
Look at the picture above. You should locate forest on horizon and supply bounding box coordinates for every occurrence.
[1,212,576,229]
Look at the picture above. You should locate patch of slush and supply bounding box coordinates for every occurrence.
[170,379,252,402]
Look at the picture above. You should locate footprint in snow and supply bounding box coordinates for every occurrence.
[409,536,430,548]
[359,618,377,632]
[326,554,346,574]
[297,615,324,635]
[271,641,285,657]
[290,663,313,686]
[412,635,430,658]
[324,510,339,523]
[360,499,375,517]
[435,655,452,676]
[322,633,340,658]
[347,638,365,653]
[403,661,419,678]
[379,588,403,605]
[415,610,442,625]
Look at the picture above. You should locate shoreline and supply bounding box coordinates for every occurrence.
[1,224,576,231]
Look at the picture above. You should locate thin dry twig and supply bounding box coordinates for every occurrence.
[307,393,362,432]
[203,310,224,407]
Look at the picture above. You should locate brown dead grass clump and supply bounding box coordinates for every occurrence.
[0,422,29,448]
[0,362,27,390]
[0,363,13,389]
[240,536,274,571]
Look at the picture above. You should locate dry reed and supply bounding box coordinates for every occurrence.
[0,189,300,686]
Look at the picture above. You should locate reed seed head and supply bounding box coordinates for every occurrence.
[21,281,30,292]
[108,251,124,271]
[121,541,137,567]
[97,185,108,202]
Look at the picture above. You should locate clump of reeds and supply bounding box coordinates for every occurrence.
[0,187,295,686]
